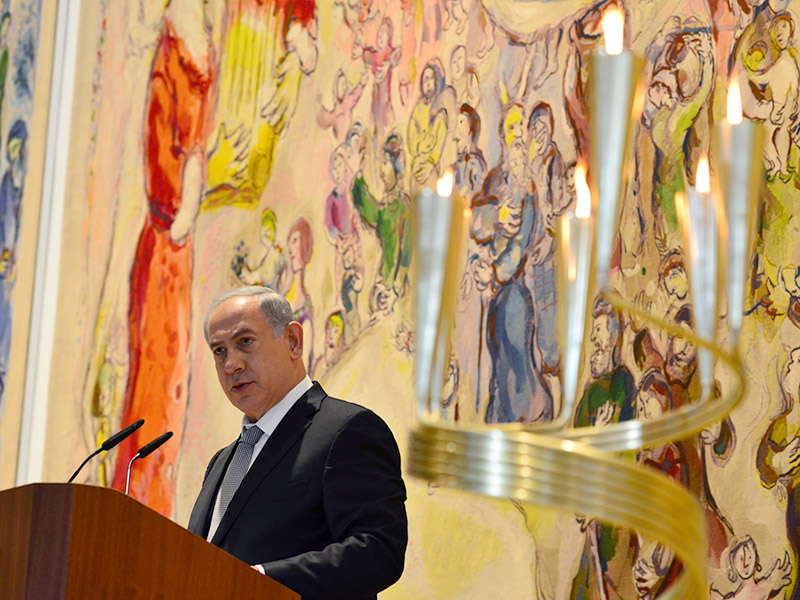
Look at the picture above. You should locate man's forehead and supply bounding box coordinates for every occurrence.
[207,296,263,333]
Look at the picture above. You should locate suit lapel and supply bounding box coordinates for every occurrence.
[210,383,326,545]
[188,440,237,538]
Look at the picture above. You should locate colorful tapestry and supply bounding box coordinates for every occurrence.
[43,0,800,597]
[0,0,55,488]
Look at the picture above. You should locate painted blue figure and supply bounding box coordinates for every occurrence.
[0,119,27,407]
[470,103,552,424]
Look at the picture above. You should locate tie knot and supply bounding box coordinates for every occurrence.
[240,426,263,446]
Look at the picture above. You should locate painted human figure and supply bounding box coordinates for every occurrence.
[286,217,315,372]
[525,102,565,389]
[233,207,288,292]
[0,121,27,406]
[663,305,699,409]
[313,310,347,375]
[408,59,456,187]
[111,0,214,515]
[573,298,636,429]
[449,45,481,109]
[571,297,637,600]
[361,17,402,133]
[324,145,363,335]
[711,535,792,599]
[452,104,487,198]
[205,0,317,205]
[317,67,366,141]
[641,17,714,232]
[757,345,800,600]
[743,12,800,181]
[351,133,412,316]
[471,103,552,424]
[633,368,687,599]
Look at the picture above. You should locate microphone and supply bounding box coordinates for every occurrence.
[125,432,173,496]
[67,419,145,483]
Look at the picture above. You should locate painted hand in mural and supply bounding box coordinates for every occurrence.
[700,420,723,446]
[594,400,617,427]
[633,556,659,599]
[169,151,203,245]
[262,51,304,135]
[773,437,800,479]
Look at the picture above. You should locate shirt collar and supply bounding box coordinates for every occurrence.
[242,375,313,437]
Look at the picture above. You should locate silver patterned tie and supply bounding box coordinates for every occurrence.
[207,425,264,541]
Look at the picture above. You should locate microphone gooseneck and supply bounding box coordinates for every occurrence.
[125,431,174,496]
[67,419,146,484]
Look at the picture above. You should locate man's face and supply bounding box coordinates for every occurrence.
[325,318,342,349]
[636,388,664,421]
[503,108,524,149]
[7,138,21,164]
[665,334,696,385]
[590,314,613,379]
[775,19,791,50]
[380,151,397,194]
[207,296,302,421]
[288,230,305,271]
[529,117,550,160]
[454,114,471,152]
[664,265,688,300]
[378,22,389,50]
[422,67,436,100]
[451,47,466,81]
[261,222,276,248]
[733,538,757,580]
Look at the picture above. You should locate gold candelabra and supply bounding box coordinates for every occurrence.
[409,7,763,598]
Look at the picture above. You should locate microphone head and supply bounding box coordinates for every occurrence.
[137,431,173,459]
[101,419,145,451]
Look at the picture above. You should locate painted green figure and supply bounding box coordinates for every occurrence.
[351,134,411,304]
[571,299,637,599]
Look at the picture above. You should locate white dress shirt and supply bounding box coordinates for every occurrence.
[207,375,313,543]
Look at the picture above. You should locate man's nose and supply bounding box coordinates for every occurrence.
[224,351,244,374]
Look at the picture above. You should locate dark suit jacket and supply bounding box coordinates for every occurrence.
[188,382,407,600]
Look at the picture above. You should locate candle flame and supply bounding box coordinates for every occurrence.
[574,164,591,219]
[602,7,625,55]
[696,154,710,193]
[437,168,454,197]
[727,73,743,125]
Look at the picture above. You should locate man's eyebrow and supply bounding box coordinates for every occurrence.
[209,326,258,347]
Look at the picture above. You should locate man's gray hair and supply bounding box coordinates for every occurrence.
[204,286,295,343]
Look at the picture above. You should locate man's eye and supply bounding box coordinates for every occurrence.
[241,337,253,346]
[213,347,225,356]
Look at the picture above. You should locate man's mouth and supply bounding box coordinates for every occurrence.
[232,381,252,393]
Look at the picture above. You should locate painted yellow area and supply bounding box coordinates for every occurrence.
[417,496,509,597]
[205,14,278,211]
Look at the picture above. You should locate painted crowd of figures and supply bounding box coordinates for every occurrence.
[70,0,800,598]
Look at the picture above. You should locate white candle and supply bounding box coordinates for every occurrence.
[557,164,593,423]
[684,154,717,398]
[590,6,642,290]
[414,168,467,419]
[715,73,762,341]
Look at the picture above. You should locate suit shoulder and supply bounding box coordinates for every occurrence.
[319,394,380,421]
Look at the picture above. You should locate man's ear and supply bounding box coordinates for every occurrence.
[286,321,304,359]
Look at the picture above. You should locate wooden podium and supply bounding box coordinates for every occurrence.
[0,483,299,599]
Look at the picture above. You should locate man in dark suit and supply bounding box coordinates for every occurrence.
[188,286,407,599]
